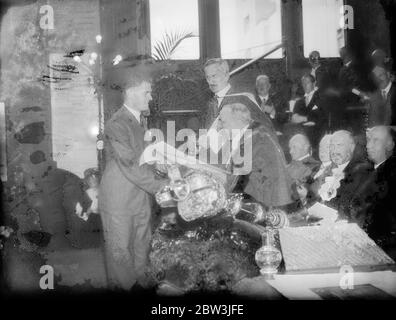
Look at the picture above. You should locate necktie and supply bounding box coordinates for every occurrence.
[140,113,148,131]
[305,95,310,106]
[213,95,220,116]
[382,90,387,100]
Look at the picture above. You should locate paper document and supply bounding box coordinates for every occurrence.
[139,141,228,183]
[266,271,396,300]
[307,202,338,223]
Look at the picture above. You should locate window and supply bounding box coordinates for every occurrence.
[149,0,200,60]
[302,0,345,57]
[219,0,282,59]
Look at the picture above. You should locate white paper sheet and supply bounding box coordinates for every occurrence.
[266,271,396,300]
[307,202,338,223]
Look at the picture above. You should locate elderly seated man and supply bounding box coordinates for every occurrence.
[287,134,320,187]
[299,130,372,223]
[218,102,293,209]
[313,134,333,179]
[351,126,396,253]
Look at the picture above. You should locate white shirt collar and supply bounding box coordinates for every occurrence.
[215,84,231,98]
[304,87,318,98]
[374,159,387,170]
[313,161,331,180]
[382,81,392,97]
[215,84,231,107]
[259,94,269,102]
[297,154,311,161]
[312,65,320,72]
[322,161,332,168]
[334,161,350,173]
[123,104,141,122]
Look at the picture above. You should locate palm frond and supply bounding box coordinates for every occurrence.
[152,29,198,61]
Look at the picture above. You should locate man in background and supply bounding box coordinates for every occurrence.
[203,58,274,132]
[203,58,234,128]
[308,50,331,91]
[371,66,396,126]
[288,74,327,148]
[254,74,288,132]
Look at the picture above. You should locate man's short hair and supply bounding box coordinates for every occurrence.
[301,73,316,83]
[204,58,229,74]
[367,125,395,156]
[309,50,320,59]
[290,134,311,151]
[319,134,332,147]
[223,103,251,124]
[331,130,356,147]
[123,69,152,91]
[372,65,391,76]
[121,61,153,99]
[256,74,270,86]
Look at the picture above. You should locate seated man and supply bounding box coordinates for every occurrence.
[254,75,288,132]
[218,103,293,209]
[300,130,372,222]
[286,74,327,148]
[313,134,333,180]
[287,134,320,187]
[354,126,396,251]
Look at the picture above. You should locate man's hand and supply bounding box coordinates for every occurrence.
[291,114,308,124]
[263,104,276,118]
[296,184,308,202]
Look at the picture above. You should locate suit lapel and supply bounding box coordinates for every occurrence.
[219,87,233,110]
[121,105,140,127]
[386,83,395,103]
[306,91,318,110]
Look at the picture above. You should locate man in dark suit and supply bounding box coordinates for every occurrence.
[308,51,331,92]
[372,66,396,126]
[322,130,372,220]
[338,47,360,103]
[289,74,328,148]
[301,131,372,221]
[218,103,293,209]
[254,74,288,132]
[352,126,396,253]
[203,58,274,132]
[203,58,234,129]
[287,134,320,186]
[99,69,168,290]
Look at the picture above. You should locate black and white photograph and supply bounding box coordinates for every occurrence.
[1,0,396,315]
